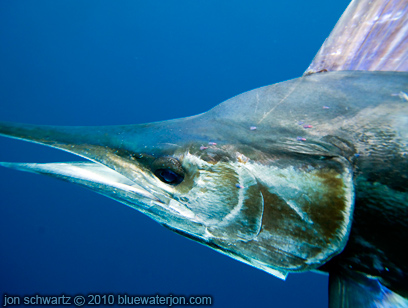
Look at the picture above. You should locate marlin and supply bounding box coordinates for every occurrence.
[1,0,407,306]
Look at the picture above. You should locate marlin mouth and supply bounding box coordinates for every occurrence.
[0,120,210,239]
[0,161,164,204]
[0,121,173,211]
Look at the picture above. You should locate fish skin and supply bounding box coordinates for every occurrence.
[0,0,408,308]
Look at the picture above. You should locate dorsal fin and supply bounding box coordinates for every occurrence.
[305,0,408,74]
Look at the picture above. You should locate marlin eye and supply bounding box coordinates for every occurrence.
[151,156,185,185]
[154,169,183,185]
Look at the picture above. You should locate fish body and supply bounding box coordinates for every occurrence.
[1,0,408,307]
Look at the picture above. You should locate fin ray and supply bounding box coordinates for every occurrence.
[329,269,408,308]
[305,0,408,74]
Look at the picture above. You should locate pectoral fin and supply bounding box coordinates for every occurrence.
[329,269,408,308]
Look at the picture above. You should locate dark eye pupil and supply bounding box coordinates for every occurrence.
[160,169,177,182]
[155,169,183,185]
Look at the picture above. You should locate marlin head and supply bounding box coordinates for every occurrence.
[0,73,360,280]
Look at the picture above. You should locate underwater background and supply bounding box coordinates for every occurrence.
[0,1,350,307]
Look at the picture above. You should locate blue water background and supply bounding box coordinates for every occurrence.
[0,1,350,307]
